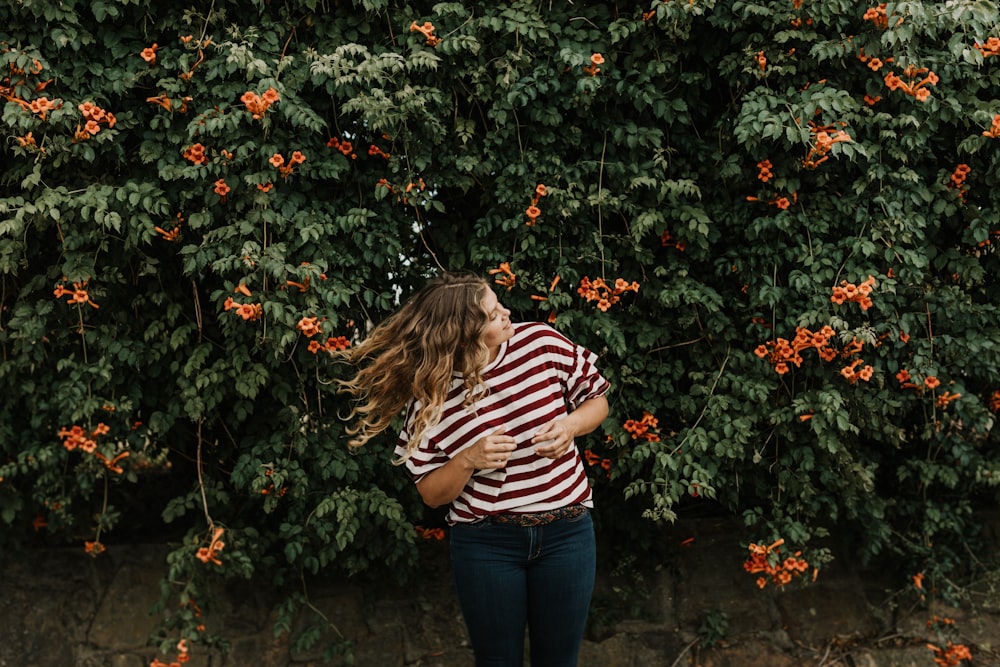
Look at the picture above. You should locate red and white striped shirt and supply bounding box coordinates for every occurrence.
[396,321,611,524]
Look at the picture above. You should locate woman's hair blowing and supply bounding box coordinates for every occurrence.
[337,272,493,460]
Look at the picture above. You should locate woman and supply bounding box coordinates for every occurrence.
[339,271,610,666]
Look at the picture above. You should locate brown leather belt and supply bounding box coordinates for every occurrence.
[483,504,588,527]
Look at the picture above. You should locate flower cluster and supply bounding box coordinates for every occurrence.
[5,55,45,77]
[58,424,130,474]
[746,192,796,210]
[896,371,958,407]
[754,323,874,384]
[196,526,225,566]
[935,390,962,409]
[410,20,441,47]
[368,143,390,159]
[84,540,106,557]
[213,178,230,202]
[756,159,773,182]
[312,336,350,354]
[155,213,184,241]
[415,525,445,540]
[660,230,685,251]
[223,284,262,321]
[857,47,893,72]
[74,101,116,142]
[28,96,58,120]
[327,135,357,159]
[182,142,207,165]
[927,642,972,667]
[830,275,877,311]
[269,150,306,179]
[59,423,107,453]
[756,325,840,374]
[297,316,350,354]
[240,86,279,120]
[15,131,39,150]
[577,276,639,312]
[525,183,547,226]
[839,358,874,385]
[3,58,52,118]
[286,265,326,293]
[296,316,324,337]
[862,4,897,29]
[583,53,605,76]
[984,115,1000,138]
[802,121,852,169]
[583,449,612,477]
[403,179,427,199]
[150,639,191,667]
[789,14,813,28]
[489,262,517,291]
[178,36,211,81]
[54,280,100,309]
[897,369,937,391]
[991,390,1000,413]
[260,468,288,496]
[924,616,973,666]
[884,65,938,102]
[624,411,660,442]
[756,50,767,73]
[744,538,811,588]
[140,43,158,64]
[528,275,561,325]
[974,37,1000,58]
[947,164,971,202]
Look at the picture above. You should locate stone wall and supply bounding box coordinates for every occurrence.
[3,516,999,667]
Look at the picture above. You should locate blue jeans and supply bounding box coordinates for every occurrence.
[449,511,596,667]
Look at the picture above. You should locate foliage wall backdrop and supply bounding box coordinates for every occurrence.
[2,0,999,656]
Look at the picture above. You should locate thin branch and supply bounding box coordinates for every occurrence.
[196,418,213,527]
[671,345,731,456]
[648,336,706,354]
[669,638,700,667]
[597,131,608,278]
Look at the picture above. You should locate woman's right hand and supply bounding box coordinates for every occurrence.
[464,427,517,470]
[416,427,517,508]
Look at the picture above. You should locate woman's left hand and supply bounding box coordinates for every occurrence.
[531,396,610,460]
[531,419,575,459]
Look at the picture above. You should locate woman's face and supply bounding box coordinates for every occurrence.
[480,288,513,359]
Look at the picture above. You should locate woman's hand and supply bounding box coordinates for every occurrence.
[416,426,516,508]
[531,395,610,460]
[531,420,576,459]
[463,427,517,470]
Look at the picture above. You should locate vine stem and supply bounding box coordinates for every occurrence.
[669,638,699,667]
[597,131,607,279]
[414,206,444,271]
[670,345,731,456]
[95,471,109,543]
[196,417,213,527]
[76,304,88,364]
[648,336,705,354]
[299,567,345,640]
[924,301,934,354]
[191,280,203,343]
[197,0,215,43]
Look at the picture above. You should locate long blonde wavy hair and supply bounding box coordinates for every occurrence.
[337,272,494,460]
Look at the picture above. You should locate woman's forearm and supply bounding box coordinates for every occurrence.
[415,452,477,508]
[561,395,609,438]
